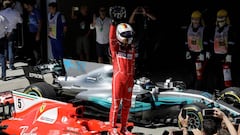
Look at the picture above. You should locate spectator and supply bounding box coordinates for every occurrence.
[0,15,9,81]
[218,128,231,135]
[184,10,209,90]
[0,0,22,70]
[129,5,156,75]
[23,0,42,65]
[91,6,112,64]
[108,22,135,135]
[71,4,92,61]
[177,108,237,135]
[47,2,67,61]
[215,109,237,135]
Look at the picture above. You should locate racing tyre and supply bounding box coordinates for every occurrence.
[23,82,57,99]
[219,87,240,108]
[179,103,208,130]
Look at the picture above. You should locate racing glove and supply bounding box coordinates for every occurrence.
[206,52,211,60]
[185,51,191,60]
[225,54,232,63]
[197,53,204,61]
[109,5,126,25]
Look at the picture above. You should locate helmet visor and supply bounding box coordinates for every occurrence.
[120,31,134,38]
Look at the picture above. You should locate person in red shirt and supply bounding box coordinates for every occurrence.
[109,22,135,135]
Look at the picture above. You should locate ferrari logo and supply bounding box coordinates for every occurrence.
[40,103,46,113]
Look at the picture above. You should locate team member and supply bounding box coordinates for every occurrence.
[92,6,112,64]
[0,0,22,70]
[109,22,135,135]
[72,4,92,61]
[208,9,235,90]
[23,0,42,65]
[0,15,9,81]
[184,10,209,90]
[48,2,67,60]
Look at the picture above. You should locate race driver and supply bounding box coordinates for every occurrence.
[109,22,135,135]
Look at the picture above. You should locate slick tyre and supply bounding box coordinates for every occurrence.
[178,103,208,130]
[219,87,240,108]
[24,82,57,99]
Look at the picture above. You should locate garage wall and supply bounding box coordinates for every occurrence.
[52,0,240,85]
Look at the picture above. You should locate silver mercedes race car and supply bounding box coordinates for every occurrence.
[22,59,240,129]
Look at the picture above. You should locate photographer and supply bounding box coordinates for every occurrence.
[238,124,240,135]
[175,109,192,135]
[129,6,156,23]
[128,6,156,75]
[210,108,236,135]
[162,109,191,135]
[177,108,237,135]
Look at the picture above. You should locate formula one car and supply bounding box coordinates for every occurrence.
[22,59,240,130]
[0,91,134,135]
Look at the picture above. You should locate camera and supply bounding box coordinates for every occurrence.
[136,7,143,14]
[202,109,215,116]
[234,119,240,131]
[234,117,240,124]
[182,109,187,119]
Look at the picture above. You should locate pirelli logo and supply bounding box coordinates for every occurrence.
[117,52,133,59]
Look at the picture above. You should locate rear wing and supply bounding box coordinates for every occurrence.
[22,66,44,84]
[22,59,111,84]
[22,60,63,84]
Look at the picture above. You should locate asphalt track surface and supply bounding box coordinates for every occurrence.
[0,62,179,135]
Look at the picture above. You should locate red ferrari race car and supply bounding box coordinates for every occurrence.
[0,91,135,135]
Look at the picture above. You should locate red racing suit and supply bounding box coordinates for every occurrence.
[109,24,135,129]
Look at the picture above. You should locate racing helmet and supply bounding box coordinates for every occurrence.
[116,23,134,44]
[216,9,230,27]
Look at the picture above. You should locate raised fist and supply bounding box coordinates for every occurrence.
[109,6,126,21]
